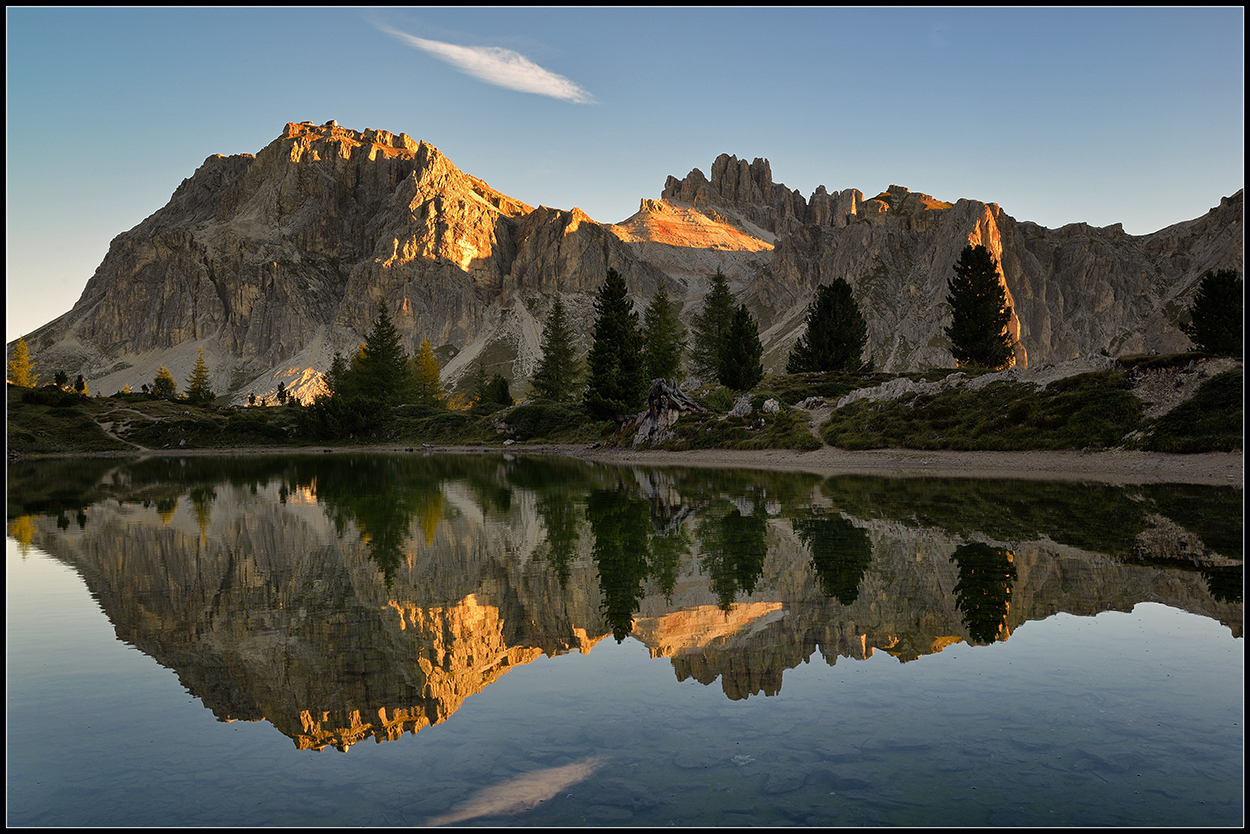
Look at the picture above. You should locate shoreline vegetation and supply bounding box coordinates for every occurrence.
[7,354,1242,488]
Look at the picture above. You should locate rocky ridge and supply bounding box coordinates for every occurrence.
[8,123,1242,404]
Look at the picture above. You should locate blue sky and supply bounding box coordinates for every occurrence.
[6,7,1244,343]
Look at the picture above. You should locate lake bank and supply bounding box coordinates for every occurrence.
[566,446,1245,487]
[23,444,1242,487]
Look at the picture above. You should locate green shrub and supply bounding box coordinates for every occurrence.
[21,387,85,407]
[504,401,582,441]
[1135,369,1243,453]
[657,406,821,452]
[701,388,735,412]
[821,371,1145,451]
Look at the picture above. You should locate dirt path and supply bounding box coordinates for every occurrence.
[93,406,152,451]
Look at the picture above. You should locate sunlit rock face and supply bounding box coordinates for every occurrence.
[19,121,669,403]
[10,122,1241,399]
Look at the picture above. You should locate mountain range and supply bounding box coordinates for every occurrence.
[9,120,1243,404]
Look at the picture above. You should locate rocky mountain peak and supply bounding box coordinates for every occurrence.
[281,119,421,158]
[8,125,1242,406]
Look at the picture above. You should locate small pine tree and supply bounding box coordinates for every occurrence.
[1181,269,1242,357]
[532,295,581,402]
[54,369,69,390]
[585,269,647,419]
[7,337,37,388]
[718,304,765,390]
[73,375,88,397]
[185,347,214,404]
[690,270,736,380]
[786,278,870,373]
[486,373,511,408]
[944,244,1014,369]
[324,352,349,397]
[153,366,178,399]
[642,283,687,382]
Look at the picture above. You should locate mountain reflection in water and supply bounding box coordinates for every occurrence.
[6,453,1242,752]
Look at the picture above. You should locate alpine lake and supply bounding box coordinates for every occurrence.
[6,452,1243,827]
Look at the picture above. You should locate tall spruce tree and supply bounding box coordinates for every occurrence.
[944,244,1014,369]
[1181,269,1242,357]
[351,304,418,406]
[718,304,765,390]
[584,269,647,419]
[532,295,581,402]
[690,270,736,380]
[786,278,870,373]
[642,283,687,382]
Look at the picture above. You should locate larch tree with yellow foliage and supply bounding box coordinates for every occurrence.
[413,338,445,407]
[153,366,178,400]
[185,347,214,404]
[7,337,38,387]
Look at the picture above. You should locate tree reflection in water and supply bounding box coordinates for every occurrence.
[587,488,652,641]
[3,451,1240,746]
[697,504,769,611]
[793,514,874,605]
[950,542,1018,645]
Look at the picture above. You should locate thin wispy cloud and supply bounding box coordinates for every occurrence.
[377,23,596,104]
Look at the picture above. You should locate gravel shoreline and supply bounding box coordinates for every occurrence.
[35,444,1243,487]
[563,446,1244,487]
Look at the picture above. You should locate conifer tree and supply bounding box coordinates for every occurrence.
[470,358,491,408]
[690,270,736,380]
[944,245,1014,369]
[532,295,581,402]
[413,338,445,406]
[153,366,178,399]
[1181,269,1242,357]
[718,304,765,390]
[7,337,37,387]
[350,304,418,406]
[185,346,214,404]
[54,369,69,390]
[486,374,511,408]
[585,269,646,419]
[642,283,687,382]
[324,352,349,397]
[74,375,88,397]
[786,278,869,373]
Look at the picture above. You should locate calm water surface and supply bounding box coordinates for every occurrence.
[6,453,1243,826]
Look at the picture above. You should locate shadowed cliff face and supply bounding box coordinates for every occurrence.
[8,453,1240,749]
[9,123,1241,402]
